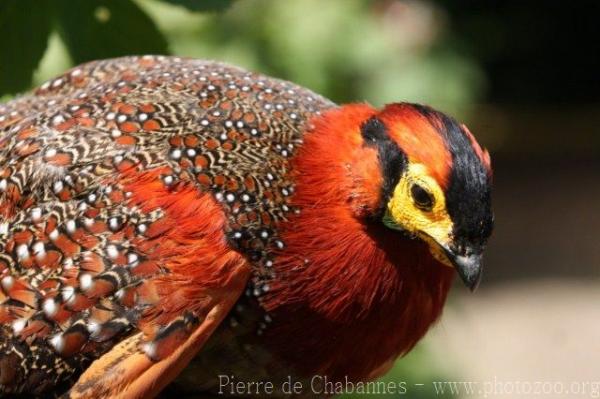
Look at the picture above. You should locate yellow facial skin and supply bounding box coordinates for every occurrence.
[383,163,454,267]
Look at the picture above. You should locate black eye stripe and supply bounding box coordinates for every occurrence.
[360,117,407,218]
[361,117,389,143]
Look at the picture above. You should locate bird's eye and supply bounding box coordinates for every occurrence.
[411,184,434,211]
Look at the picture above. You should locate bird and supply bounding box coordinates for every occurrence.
[0,56,492,398]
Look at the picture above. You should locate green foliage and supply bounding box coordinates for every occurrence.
[0,0,238,96]
[342,346,453,399]
[2,0,483,111]
[137,0,484,111]
[55,0,168,64]
[160,0,236,12]
[0,0,53,94]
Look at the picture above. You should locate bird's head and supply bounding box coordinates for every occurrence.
[378,104,493,290]
[302,102,493,290]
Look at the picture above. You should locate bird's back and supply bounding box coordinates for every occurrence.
[0,56,333,395]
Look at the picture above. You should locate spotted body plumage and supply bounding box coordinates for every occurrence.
[0,56,333,395]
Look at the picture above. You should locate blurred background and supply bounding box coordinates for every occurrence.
[1,0,598,397]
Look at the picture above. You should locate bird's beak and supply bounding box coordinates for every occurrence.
[418,232,485,291]
[441,245,483,291]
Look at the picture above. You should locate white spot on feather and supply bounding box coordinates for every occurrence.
[66,219,76,234]
[1,276,14,291]
[63,258,74,269]
[142,342,157,359]
[108,218,120,231]
[53,181,64,194]
[45,148,57,158]
[12,319,27,334]
[50,334,65,353]
[115,288,126,300]
[170,149,182,160]
[49,229,59,241]
[62,286,75,303]
[16,244,29,260]
[30,207,42,222]
[79,273,93,291]
[163,175,174,186]
[127,253,139,265]
[87,319,101,335]
[106,245,119,259]
[52,115,65,125]
[43,298,58,317]
[32,241,46,259]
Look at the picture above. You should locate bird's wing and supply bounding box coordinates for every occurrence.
[0,63,252,396]
[63,169,251,398]
[0,160,250,397]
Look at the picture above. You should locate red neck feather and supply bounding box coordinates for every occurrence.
[261,105,454,381]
